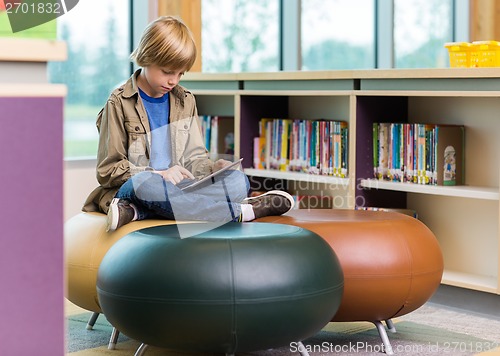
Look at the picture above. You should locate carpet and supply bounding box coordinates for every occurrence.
[66,303,500,355]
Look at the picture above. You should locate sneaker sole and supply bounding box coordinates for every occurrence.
[243,190,295,215]
[106,198,120,232]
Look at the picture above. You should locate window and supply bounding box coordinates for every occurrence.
[201,0,280,72]
[48,0,131,158]
[301,0,375,70]
[394,0,453,68]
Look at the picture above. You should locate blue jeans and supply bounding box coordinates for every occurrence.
[115,169,250,222]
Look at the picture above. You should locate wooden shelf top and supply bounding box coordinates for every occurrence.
[0,38,67,62]
[184,68,500,82]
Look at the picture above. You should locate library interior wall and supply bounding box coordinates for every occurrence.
[64,160,98,220]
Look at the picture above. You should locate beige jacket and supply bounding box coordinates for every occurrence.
[83,70,214,214]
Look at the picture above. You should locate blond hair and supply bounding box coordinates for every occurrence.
[130,16,197,71]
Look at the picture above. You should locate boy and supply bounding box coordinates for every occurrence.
[82,16,294,231]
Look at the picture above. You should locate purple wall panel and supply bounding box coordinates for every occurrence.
[355,96,408,208]
[0,97,64,354]
[240,96,288,168]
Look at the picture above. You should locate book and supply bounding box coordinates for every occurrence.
[435,125,464,186]
[373,122,379,178]
[198,115,211,151]
[378,123,391,180]
[339,121,348,178]
[279,119,291,171]
[253,137,261,169]
[216,116,234,156]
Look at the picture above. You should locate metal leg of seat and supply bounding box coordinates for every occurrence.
[86,312,100,330]
[108,327,120,350]
[134,343,149,356]
[385,319,396,333]
[297,341,310,356]
[373,321,394,355]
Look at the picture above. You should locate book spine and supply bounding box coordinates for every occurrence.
[373,123,379,179]
[341,122,348,178]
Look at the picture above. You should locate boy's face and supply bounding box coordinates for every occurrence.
[139,65,185,98]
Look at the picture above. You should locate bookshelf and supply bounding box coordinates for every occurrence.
[181,68,500,295]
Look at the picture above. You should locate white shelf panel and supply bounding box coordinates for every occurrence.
[356,90,500,98]
[192,89,354,97]
[244,168,350,186]
[442,270,498,294]
[190,89,240,96]
[239,90,353,97]
[360,179,499,200]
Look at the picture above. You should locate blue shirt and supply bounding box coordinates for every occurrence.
[139,88,172,170]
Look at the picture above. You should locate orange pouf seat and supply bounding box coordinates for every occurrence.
[258,209,443,354]
[258,209,444,322]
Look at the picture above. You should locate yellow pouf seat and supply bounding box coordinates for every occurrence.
[65,212,185,313]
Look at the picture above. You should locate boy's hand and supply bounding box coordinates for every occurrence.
[155,165,195,185]
[213,159,233,172]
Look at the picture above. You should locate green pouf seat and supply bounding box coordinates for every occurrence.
[96,223,344,355]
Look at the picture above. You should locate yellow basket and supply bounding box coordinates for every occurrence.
[472,40,500,67]
[444,42,474,67]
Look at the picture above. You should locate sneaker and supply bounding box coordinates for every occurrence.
[106,198,136,232]
[243,190,295,219]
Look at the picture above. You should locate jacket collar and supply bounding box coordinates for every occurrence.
[122,68,186,107]
[122,69,141,98]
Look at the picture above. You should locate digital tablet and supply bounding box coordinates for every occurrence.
[180,158,243,191]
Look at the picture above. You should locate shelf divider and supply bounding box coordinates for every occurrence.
[442,270,498,294]
[360,179,499,200]
[244,168,350,186]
